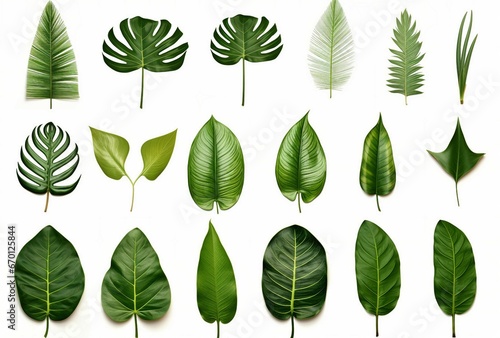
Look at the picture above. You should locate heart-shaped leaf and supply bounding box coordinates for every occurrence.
[197,221,237,338]
[15,225,85,338]
[102,228,171,338]
[262,225,327,338]
[275,112,326,212]
[355,220,401,337]
[434,220,476,337]
[188,116,244,213]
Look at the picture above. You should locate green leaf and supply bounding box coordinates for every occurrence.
[359,113,396,211]
[188,116,244,213]
[17,122,80,212]
[103,16,189,108]
[15,225,85,338]
[102,228,171,338]
[456,11,478,104]
[262,225,327,338]
[355,220,401,337]
[434,220,476,337]
[427,118,484,206]
[387,9,425,105]
[140,130,177,180]
[26,1,78,109]
[211,14,283,106]
[275,112,326,213]
[308,0,354,98]
[197,221,237,338]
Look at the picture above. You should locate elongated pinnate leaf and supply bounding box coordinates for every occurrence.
[211,14,283,106]
[103,16,189,108]
[262,225,327,338]
[360,114,396,211]
[275,112,326,213]
[457,11,478,104]
[188,116,244,213]
[26,1,78,109]
[15,225,85,338]
[434,220,476,337]
[197,221,237,338]
[355,220,401,337]
[387,9,425,105]
[427,118,484,206]
[102,228,171,338]
[90,127,177,211]
[17,122,80,212]
[308,0,354,98]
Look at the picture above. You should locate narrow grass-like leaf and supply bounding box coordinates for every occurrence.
[456,11,478,104]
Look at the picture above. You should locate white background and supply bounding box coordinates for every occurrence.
[1,0,499,337]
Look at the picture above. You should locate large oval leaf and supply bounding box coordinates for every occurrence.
[188,116,244,213]
[276,112,326,212]
[102,228,171,338]
[434,220,476,337]
[15,225,85,338]
[355,220,401,337]
[262,225,327,338]
[197,221,237,338]
[359,113,396,211]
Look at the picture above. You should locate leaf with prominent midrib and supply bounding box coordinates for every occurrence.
[434,220,476,337]
[262,225,327,338]
[102,228,171,338]
[355,220,401,337]
[15,225,85,338]
[275,112,326,212]
[140,130,177,180]
[197,221,237,338]
[427,118,484,206]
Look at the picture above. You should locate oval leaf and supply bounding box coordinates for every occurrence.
[434,220,476,337]
[15,225,85,338]
[276,112,326,213]
[197,221,237,337]
[188,116,244,213]
[102,228,171,337]
[140,129,177,180]
[89,127,129,180]
[262,225,327,338]
[360,113,396,211]
[355,220,401,337]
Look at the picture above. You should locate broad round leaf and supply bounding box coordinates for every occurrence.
[140,129,177,180]
[89,127,129,180]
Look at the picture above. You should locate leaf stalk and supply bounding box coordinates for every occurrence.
[290,315,295,338]
[134,312,139,338]
[44,316,49,338]
[140,68,145,109]
[242,59,246,106]
[44,191,50,212]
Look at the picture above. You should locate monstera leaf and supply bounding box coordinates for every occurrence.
[26,1,78,108]
[188,116,244,213]
[15,225,85,338]
[262,225,327,338]
[17,122,80,212]
[456,12,477,104]
[275,112,326,212]
[211,14,283,105]
[103,16,189,108]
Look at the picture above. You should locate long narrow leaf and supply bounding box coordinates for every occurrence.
[456,11,478,104]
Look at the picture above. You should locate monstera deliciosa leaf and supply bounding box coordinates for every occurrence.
[456,12,477,104]
[15,225,85,338]
[188,116,244,213]
[211,14,283,106]
[26,0,78,109]
[275,112,326,212]
[17,122,80,212]
[262,225,327,338]
[102,228,171,338]
[103,16,189,108]
[355,220,401,337]
[434,220,476,337]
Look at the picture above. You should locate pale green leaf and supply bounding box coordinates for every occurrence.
[140,130,177,180]
[89,127,129,180]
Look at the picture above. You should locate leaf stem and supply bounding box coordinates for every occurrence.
[140,67,145,109]
[216,201,220,214]
[455,182,460,207]
[297,195,302,213]
[44,316,49,338]
[376,194,381,212]
[290,316,295,338]
[217,320,220,338]
[376,314,379,337]
[44,191,50,212]
[134,313,139,338]
[242,59,246,106]
[452,313,455,337]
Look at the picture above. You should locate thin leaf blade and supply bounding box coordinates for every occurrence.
[140,129,177,180]
[89,127,129,180]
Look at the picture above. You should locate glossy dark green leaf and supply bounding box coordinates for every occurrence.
[15,225,85,338]
[355,220,401,337]
[275,112,326,212]
[188,116,244,213]
[102,228,171,338]
[427,118,484,206]
[456,12,477,104]
[434,220,476,337]
[262,225,327,338]
[17,122,80,212]
[360,114,396,211]
[197,221,237,338]
[211,14,283,105]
